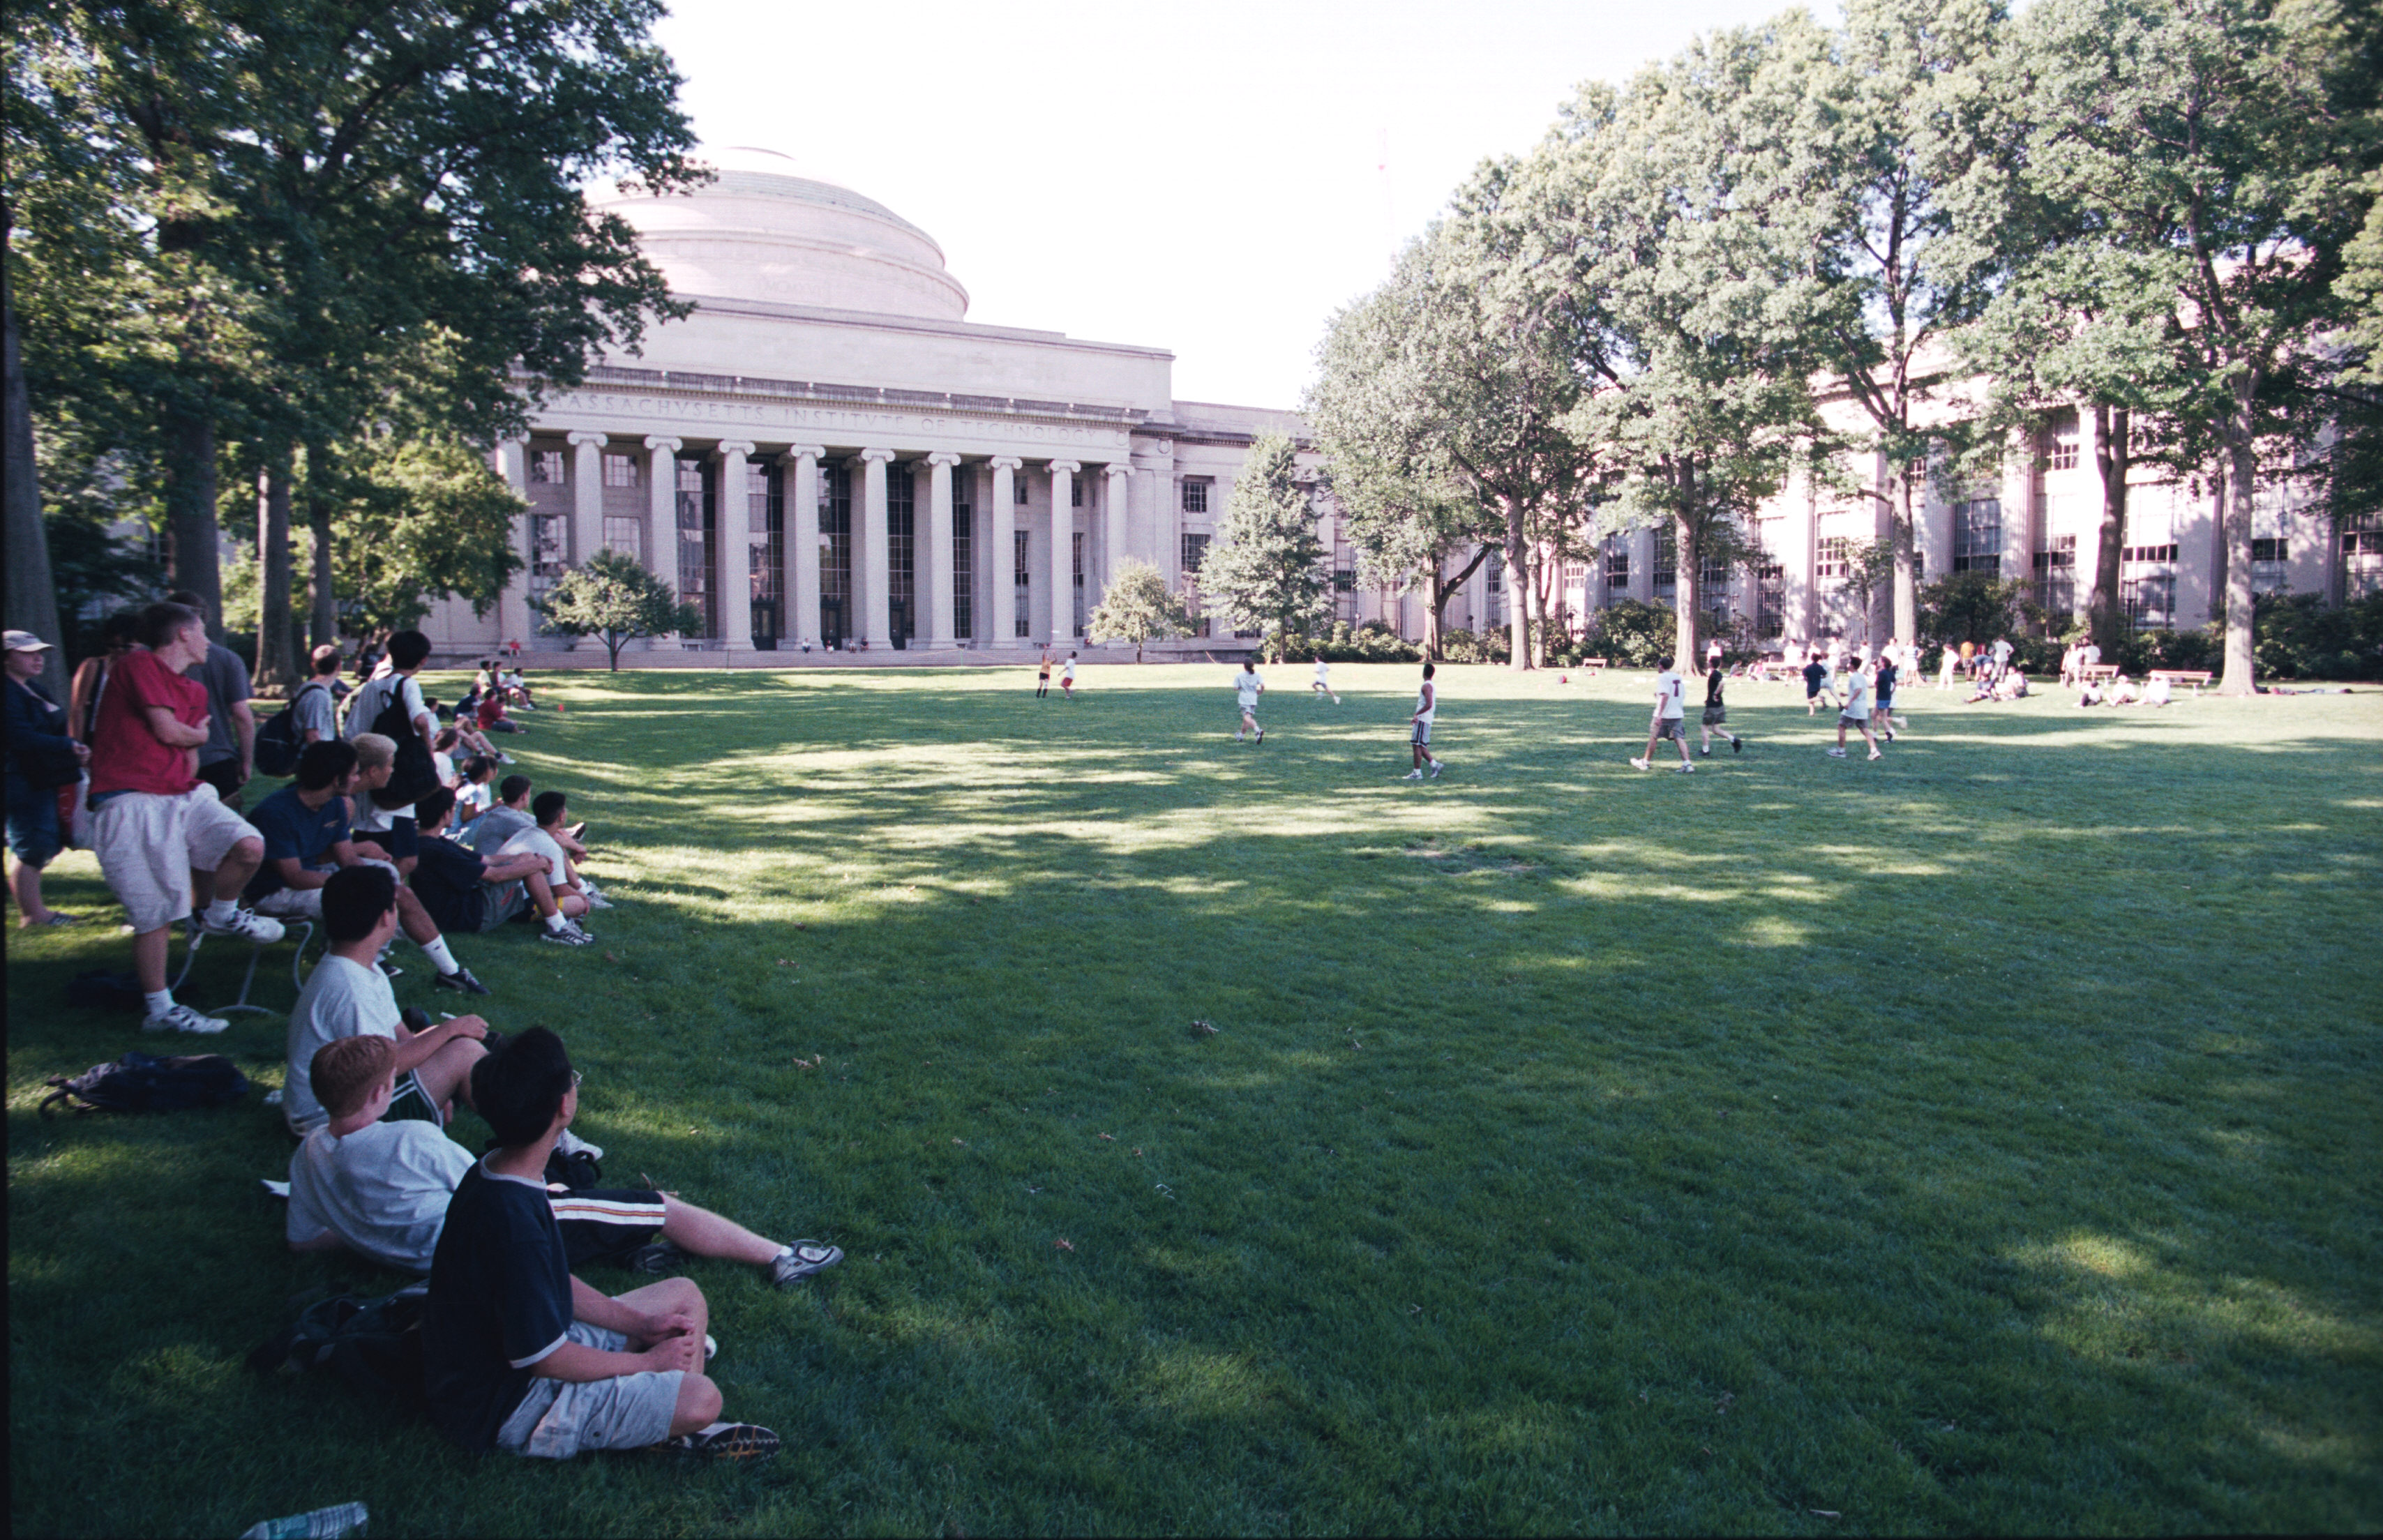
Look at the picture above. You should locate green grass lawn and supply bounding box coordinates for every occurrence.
[8,661,2380,1537]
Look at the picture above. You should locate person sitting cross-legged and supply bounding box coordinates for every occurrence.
[409,787,594,946]
[288,1033,845,1291]
[423,1027,790,1462]
[499,790,608,911]
[283,863,492,1137]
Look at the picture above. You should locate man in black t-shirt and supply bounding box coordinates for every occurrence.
[422,1027,781,1462]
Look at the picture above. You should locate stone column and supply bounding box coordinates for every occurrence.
[1104,464,1132,622]
[925,451,961,649]
[645,437,682,644]
[859,448,894,649]
[716,441,755,652]
[784,447,822,650]
[493,437,533,649]
[568,432,606,568]
[989,456,1021,647]
[1047,460,1080,645]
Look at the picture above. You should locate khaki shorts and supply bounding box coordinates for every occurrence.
[1652,718,1687,741]
[495,1321,684,1459]
[91,787,260,934]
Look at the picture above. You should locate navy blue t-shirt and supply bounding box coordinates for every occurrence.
[422,1159,573,1451]
[242,785,350,900]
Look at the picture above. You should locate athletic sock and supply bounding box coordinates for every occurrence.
[202,897,238,926]
[421,935,460,975]
[543,911,570,933]
[144,989,175,1018]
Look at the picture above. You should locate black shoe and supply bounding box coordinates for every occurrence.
[1732,737,1743,754]
[1699,746,1711,757]
[628,1239,690,1275]
[647,1423,782,1463]
[433,967,493,997]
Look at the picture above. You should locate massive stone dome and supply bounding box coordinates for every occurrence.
[593,146,969,322]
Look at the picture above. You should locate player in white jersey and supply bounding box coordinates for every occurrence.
[1234,661,1265,743]
[1828,658,1884,761]
[1061,652,1078,702]
[1630,660,1696,771]
[1311,654,1339,704]
[1403,663,1443,780]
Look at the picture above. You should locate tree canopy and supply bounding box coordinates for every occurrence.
[536,549,700,672]
[1198,435,1334,660]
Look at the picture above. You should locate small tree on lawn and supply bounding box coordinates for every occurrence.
[1086,558,1192,662]
[536,550,700,671]
[1199,433,1332,661]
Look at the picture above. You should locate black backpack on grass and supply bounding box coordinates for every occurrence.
[246,1283,428,1412]
[39,1051,248,1115]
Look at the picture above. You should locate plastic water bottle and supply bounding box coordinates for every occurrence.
[238,1502,367,1539]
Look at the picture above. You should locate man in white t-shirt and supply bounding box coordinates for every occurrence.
[1060,652,1077,702]
[343,629,435,877]
[1630,660,1695,772]
[1234,661,1265,744]
[287,1033,843,1286]
[283,863,490,1137]
[1311,654,1339,704]
[1828,658,1884,761]
[1404,662,1443,780]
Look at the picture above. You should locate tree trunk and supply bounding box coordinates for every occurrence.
[1671,514,1699,675]
[256,446,297,691]
[2217,398,2259,695]
[305,439,340,650]
[163,403,223,637]
[1504,497,1531,670]
[1890,462,1918,648]
[2087,403,2131,658]
[1,269,66,695]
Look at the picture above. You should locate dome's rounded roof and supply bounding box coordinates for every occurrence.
[594,146,968,321]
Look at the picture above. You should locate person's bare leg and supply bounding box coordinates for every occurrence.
[133,926,172,992]
[209,836,264,899]
[615,1276,709,1349]
[659,1195,785,1268]
[394,885,442,945]
[10,856,53,926]
[522,869,562,920]
[1675,733,1693,764]
[412,1035,487,1115]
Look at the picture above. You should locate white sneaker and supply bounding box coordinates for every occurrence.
[1401,769,1424,780]
[1827,748,1847,757]
[1678,762,1694,773]
[556,1128,604,1161]
[1629,757,1650,771]
[1429,761,1442,778]
[200,908,285,945]
[1868,748,1883,761]
[144,1002,229,1035]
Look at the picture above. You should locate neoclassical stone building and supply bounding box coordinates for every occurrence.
[426,146,1305,659]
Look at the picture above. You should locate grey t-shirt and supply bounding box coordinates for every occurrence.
[285,954,403,1135]
[467,803,534,856]
[291,679,338,741]
[187,642,253,767]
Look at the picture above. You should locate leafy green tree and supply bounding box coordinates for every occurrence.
[1519,18,1837,674]
[1086,559,1192,662]
[1918,568,2029,647]
[1806,0,2016,645]
[536,549,700,672]
[1305,227,1541,660]
[1198,434,1332,660]
[328,435,527,637]
[1986,0,2376,693]
[1837,537,1900,641]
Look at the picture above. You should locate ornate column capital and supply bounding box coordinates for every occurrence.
[715,440,756,459]
[988,455,1023,472]
[1104,462,1133,481]
[643,435,683,455]
[781,444,825,466]
[1048,459,1083,476]
[566,430,608,448]
[859,447,897,465]
[926,451,963,469]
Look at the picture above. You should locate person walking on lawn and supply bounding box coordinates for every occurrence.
[1631,659,1695,773]
[1404,662,1442,780]
[1829,659,1884,761]
[1061,652,1077,701]
[1697,660,1743,757]
[1235,660,1265,744]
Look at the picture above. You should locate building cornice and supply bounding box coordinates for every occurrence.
[536,363,1156,431]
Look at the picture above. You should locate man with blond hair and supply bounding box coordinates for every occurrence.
[85,601,281,1034]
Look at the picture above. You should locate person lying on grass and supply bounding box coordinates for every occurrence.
[409,787,594,946]
[422,1027,799,1463]
[289,1034,842,1292]
[284,863,492,1137]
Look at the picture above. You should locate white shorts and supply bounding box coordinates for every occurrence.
[253,857,398,921]
[91,787,260,934]
[495,1321,684,1459]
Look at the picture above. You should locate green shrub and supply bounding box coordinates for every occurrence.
[1581,600,1676,669]
[1438,627,1510,665]
[2253,592,2383,680]
[1277,621,1422,665]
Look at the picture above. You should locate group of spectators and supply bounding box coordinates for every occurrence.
[3,609,601,1032]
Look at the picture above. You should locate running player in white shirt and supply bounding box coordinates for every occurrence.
[1061,652,1077,702]
[1311,654,1339,704]
[1828,659,1884,760]
[1234,661,1265,743]
[1631,661,1695,771]
[1404,663,1443,780]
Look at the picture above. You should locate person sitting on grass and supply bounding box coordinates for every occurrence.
[409,787,594,946]
[288,1033,845,1288]
[467,775,587,859]
[479,688,527,737]
[453,755,499,833]
[422,1027,785,1463]
[283,863,492,1137]
[2144,674,2174,707]
[498,790,607,911]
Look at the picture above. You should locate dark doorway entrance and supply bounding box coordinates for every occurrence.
[751,598,779,651]
[819,597,845,649]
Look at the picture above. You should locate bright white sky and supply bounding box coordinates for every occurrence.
[652,0,1831,410]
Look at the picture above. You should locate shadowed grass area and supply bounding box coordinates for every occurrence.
[8,662,2380,1535]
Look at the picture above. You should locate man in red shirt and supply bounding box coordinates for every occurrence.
[87,602,280,1034]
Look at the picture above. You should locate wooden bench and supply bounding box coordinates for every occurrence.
[2148,668,2214,695]
[1576,658,1607,677]
[2079,664,2121,684]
